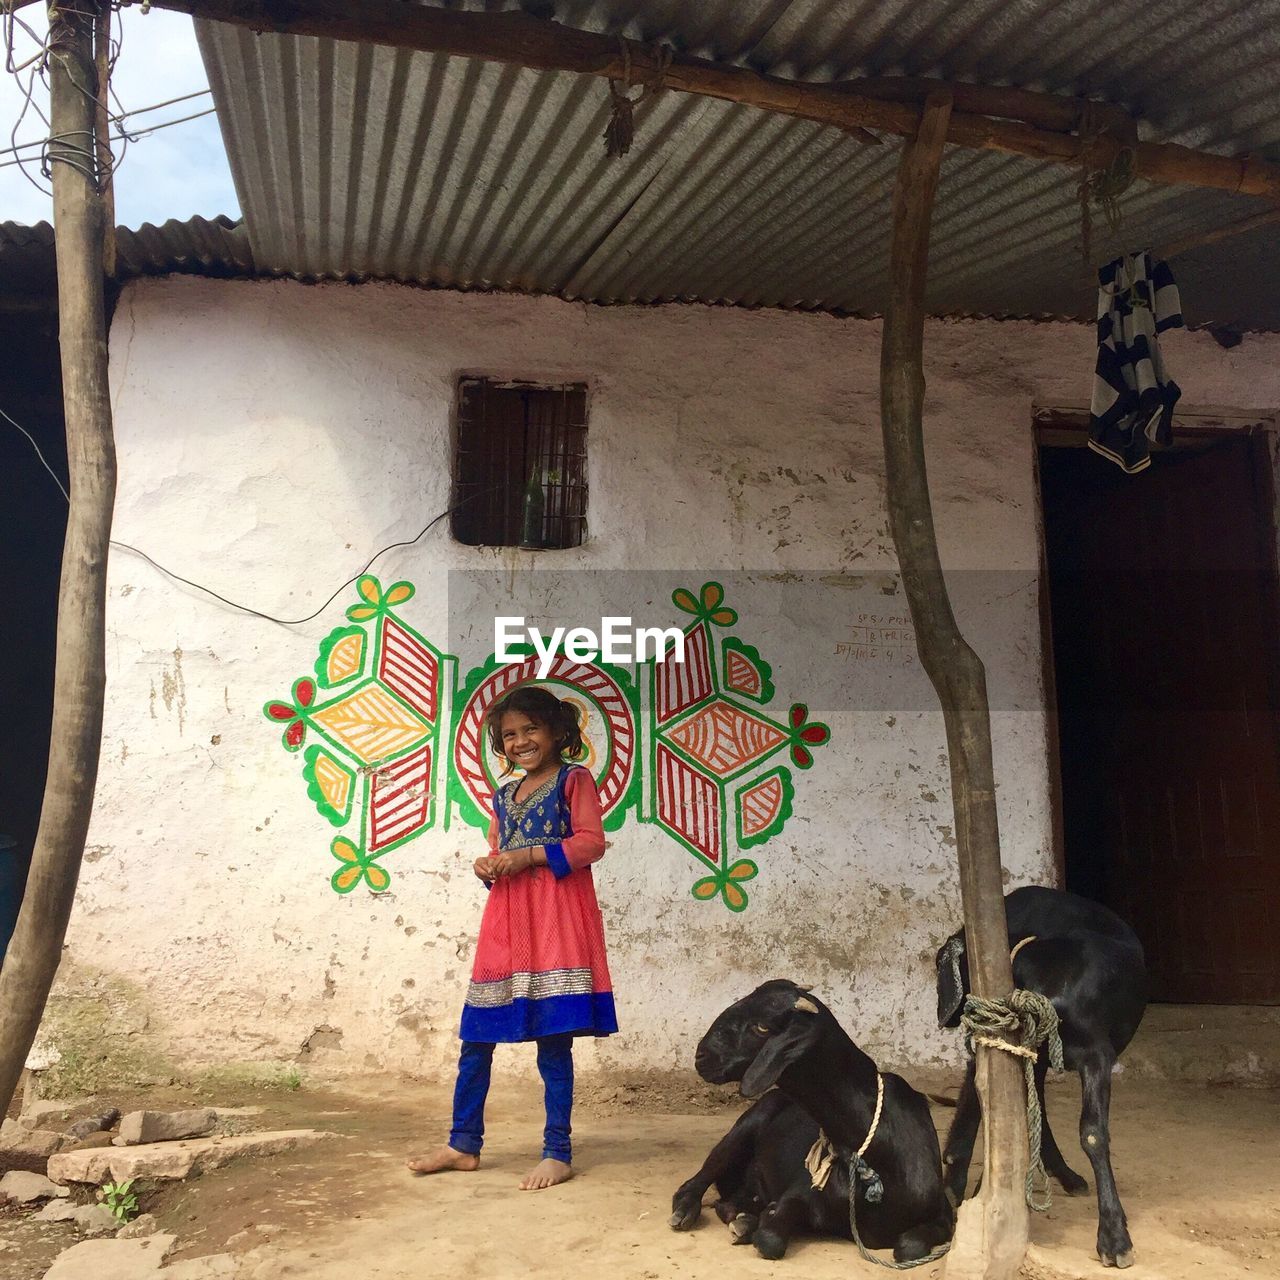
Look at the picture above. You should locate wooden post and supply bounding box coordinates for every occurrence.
[0,0,117,1114]
[879,92,1029,1280]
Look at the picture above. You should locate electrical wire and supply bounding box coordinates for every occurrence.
[3,405,470,627]
[0,90,213,162]
[1,2,210,194]
[0,405,69,499]
[0,106,219,170]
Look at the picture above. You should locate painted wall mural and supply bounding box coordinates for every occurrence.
[263,577,827,908]
[263,577,454,895]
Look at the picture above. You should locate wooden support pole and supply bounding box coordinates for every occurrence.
[0,0,117,1114]
[97,0,1280,201]
[879,92,1028,1280]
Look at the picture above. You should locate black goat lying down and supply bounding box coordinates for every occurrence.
[671,980,953,1261]
[936,885,1148,1269]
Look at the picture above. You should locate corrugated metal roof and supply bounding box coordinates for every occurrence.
[187,2,1279,329]
[0,215,255,297]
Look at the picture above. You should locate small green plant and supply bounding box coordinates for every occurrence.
[97,1178,138,1224]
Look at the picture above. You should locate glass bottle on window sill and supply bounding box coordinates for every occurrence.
[520,466,546,549]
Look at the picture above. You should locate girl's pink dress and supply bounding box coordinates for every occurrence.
[460,763,617,1043]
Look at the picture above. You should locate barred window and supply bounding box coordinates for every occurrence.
[452,379,588,549]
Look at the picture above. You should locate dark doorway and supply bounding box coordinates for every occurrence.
[0,292,66,892]
[1040,430,1280,1004]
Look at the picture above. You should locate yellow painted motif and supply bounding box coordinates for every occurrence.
[311,684,431,763]
[326,632,365,684]
[313,753,352,815]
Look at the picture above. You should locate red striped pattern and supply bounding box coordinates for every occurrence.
[369,743,433,851]
[379,617,438,721]
[454,654,636,820]
[725,647,763,698]
[740,773,784,839]
[656,743,720,866]
[656,624,712,723]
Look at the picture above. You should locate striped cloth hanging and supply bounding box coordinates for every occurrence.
[1088,251,1184,474]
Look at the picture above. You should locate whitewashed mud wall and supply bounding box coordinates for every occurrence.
[69,278,1280,1083]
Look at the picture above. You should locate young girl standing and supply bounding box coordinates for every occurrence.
[408,685,616,1190]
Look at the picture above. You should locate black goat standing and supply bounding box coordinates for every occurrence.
[936,885,1148,1269]
[671,980,954,1262]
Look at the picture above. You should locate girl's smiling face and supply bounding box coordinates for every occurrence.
[500,711,559,776]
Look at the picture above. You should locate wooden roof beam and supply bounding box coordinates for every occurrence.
[98,0,1280,202]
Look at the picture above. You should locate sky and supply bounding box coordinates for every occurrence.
[0,7,240,228]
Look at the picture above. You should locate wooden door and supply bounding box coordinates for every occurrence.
[1041,436,1280,1003]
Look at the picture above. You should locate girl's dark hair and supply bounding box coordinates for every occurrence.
[485,685,585,774]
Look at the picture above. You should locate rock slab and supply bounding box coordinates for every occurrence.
[116,1212,159,1238]
[72,1203,121,1236]
[41,1234,175,1280]
[0,1118,65,1158]
[163,1256,239,1279]
[48,1128,334,1184]
[0,1171,69,1204]
[34,1200,80,1223]
[118,1108,216,1145]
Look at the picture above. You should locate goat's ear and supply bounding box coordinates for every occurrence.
[739,1002,820,1098]
[936,937,965,1028]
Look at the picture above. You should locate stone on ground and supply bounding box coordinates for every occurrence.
[0,1170,69,1204]
[65,1131,116,1152]
[0,1118,65,1158]
[72,1203,121,1235]
[41,1234,175,1280]
[162,1255,239,1279]
[48,1129,334,1184]
[117,1211,159,1238]
[118,1108,216,1145]
[34,1200,80,1222]
[65,1108,121,1141]
[20,1099,93,1128]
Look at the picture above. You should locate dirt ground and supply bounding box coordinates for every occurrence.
[3,1073,1279,1280]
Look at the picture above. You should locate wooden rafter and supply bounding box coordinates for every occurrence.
[67,0,1280,203]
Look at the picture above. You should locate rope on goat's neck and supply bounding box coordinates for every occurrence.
[1009,933,1038,963]
[810,1068,954,1270]
[804,1068,884,1193]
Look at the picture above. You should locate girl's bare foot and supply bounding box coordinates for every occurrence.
[520,1158,573,1190]
[406,1145,480,1174]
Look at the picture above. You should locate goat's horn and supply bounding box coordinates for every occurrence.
[793,995,819,1014]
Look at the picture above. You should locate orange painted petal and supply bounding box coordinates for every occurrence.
[346,605,377,621]
[701,582,724,610]
[723,882,748,911]
[364,864,391,892]
[691,877,721,900]
[332,865,363,893]
[709,608,738,626]
[357,576,382,605]
[727,860,758,881]
[331,838,360,864]
[384,582,414,606]
[672,588,699,615]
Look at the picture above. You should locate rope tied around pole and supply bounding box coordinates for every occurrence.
[961,989,1065,1212]
[603,35,671,158]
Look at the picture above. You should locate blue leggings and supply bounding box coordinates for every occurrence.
[449,1035,574,1164]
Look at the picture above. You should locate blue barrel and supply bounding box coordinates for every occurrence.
[0,836,21,968]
